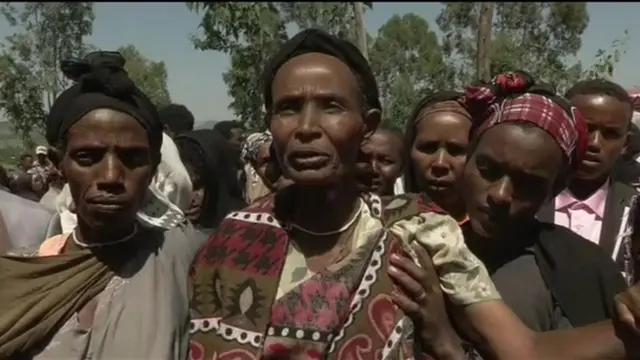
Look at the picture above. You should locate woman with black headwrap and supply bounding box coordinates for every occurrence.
[175,129,246,233]
[0,51,206,359]
[186,28,550,360]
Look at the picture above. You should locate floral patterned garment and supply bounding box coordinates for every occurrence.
[189,193,500,360]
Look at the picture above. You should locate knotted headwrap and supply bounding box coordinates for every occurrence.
[46,51,163,163]
[261,28,381,124]
[462,71,589,170]
[241,131,273,165]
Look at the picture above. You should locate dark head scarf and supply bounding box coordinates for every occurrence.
[403,91,468,193]
[461,71,589,173]
[46,51,163,164]
[213,120,243,140]
[261,28,381,124]
[158,104,195,135]
[175,129,246,231]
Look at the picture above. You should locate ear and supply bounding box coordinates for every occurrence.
[363,108,381,141]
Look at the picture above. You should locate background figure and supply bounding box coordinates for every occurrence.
[158,103,195,137]
[355,127,403,196]
[213,120,244,150]
[241,131,274,203]
[175,129,246,232]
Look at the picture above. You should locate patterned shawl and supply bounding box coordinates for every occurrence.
[189,191,500,360]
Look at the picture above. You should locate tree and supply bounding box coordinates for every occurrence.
[581,30,630,81]
[437,3,597,90]
[188,2,370,130]
[188,2,288,130]
[117,44,172,107]
[369,13,451,130]
[0,2,94,148]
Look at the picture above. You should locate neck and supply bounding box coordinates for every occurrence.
[75,218,136,247]
[427,192,467,222]
[290,181,360,234]
[568,176,609,200]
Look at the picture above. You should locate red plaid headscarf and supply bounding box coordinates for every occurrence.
[461,71,589,171]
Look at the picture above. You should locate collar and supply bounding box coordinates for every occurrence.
[555,180,610,217]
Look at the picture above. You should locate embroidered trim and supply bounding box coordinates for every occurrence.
[328,232,387,353]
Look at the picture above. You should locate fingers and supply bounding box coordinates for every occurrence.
[616,300,639,335]
[390,290,421,317]
[389,258,424,299]
[412,242,440,290]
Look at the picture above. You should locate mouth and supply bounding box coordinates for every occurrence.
[425,179,455,191]
[87,199,128,213]
[581,154,602,167]
[288,149,330,169]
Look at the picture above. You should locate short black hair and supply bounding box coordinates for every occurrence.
[565,79,632,107]
[213,120,243,140]
[158,104,195,135]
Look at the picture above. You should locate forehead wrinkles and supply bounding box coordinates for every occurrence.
[272,53,360,99]
[68,109,148,145]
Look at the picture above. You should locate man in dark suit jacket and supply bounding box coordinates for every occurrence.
[538,79,638,280]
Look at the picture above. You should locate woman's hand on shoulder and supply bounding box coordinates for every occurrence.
[388,242,466,360]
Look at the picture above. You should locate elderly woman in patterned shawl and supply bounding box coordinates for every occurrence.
[0,51,207,359]
[188,29,579,360]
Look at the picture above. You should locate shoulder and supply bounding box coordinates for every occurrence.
[368,192,447,225]
[537,223,619,264]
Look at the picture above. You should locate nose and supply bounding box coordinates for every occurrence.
[96,153,125,193]
[587,130,602,154]
[488,177,513,208]
[430,148,449,177]
[294,105,322,143]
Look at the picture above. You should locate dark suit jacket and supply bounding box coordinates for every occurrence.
[537,180,638,266]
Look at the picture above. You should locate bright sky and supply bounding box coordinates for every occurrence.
[1,2,639,124]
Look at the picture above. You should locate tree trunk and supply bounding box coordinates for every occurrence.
[353,2,368,60]
[476,2,494,83]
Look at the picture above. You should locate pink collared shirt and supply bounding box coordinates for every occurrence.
[553,181,609,244]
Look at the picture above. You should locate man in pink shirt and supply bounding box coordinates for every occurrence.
[539,79,637,279]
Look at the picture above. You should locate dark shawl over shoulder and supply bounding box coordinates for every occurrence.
[534,223,627,327]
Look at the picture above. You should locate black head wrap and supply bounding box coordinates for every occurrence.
[213,120,243,140]
[46,51,163,163]
[159,104,195,135]
[174,129,246,231]
[261,28,381,124]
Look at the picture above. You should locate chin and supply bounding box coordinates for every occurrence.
[286,168,339,186]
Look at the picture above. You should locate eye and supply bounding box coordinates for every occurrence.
[324,101,345,114]
[73,149,103,166]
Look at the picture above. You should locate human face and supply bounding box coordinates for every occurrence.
[21,156,33,170]
[229,128,245,149]
[410,111,470,204]
[357,130,402,195]
[570,94,630,181]
[61,109,154,232]
[269,52,379,186]
[254,141,272,181]
[462,124,564,239]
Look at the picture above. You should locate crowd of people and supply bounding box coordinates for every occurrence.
[1,28,640,359]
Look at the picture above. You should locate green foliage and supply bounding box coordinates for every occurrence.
[117,44,172,107]
[188,2,287,130]
[437,3,594,90]
[0,2,94,148]
[369,13,451,130]
[188,2,369,130]
[581,30,630,82]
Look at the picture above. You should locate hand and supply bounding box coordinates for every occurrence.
[614,283,640,357]
[388,242,465,359]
